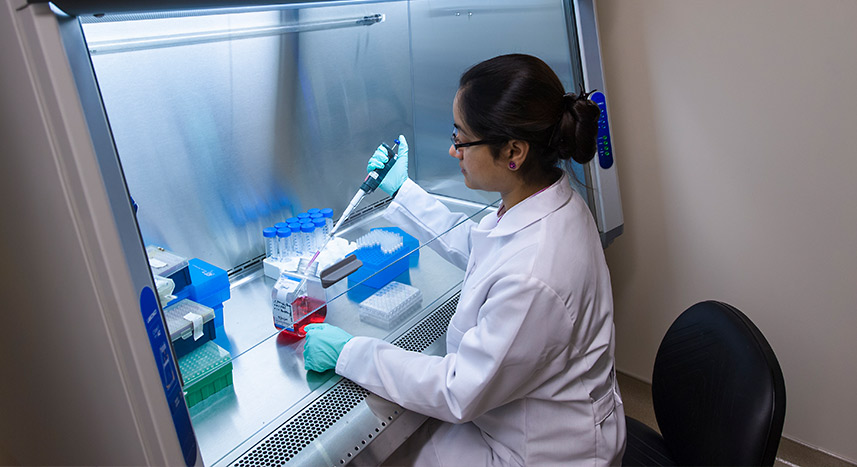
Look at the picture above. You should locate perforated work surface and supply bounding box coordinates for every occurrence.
[230,292,459,466]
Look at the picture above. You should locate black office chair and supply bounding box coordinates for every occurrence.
[622,301,786,466]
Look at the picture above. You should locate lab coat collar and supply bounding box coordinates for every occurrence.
[484,171,574,238]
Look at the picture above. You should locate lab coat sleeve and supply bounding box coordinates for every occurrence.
[336,274,574,423]
[382,178,476,270]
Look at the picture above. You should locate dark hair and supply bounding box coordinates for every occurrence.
[458,54,601,182]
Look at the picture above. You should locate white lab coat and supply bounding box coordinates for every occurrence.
[336,173,625,466]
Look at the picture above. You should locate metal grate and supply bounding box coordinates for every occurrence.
[232,380,369,467]
[393,292,458,352]
[230,292,459,466]
[227,254,265,278]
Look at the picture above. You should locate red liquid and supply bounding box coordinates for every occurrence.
[275,295,327,338]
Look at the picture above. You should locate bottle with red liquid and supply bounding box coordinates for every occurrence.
[282,295,327,337]
[272,270,327,338]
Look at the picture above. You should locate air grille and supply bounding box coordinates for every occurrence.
[232,380,369,467]
[230,292,459,466]
[227,254,265,278]
[393,292,458,352]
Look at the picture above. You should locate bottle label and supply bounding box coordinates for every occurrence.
[272,276,301,329]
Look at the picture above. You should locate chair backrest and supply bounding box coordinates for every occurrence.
[652,301,786,466]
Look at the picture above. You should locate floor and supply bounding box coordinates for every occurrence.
[616,372,856,467]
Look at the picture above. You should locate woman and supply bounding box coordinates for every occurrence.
[303,54,625,466]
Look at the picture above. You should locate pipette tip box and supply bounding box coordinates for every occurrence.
[147,246,191,293]
[177,340,233,408]
[187,259,229,300]
[164,299,216,359]
[186,258,230,328]
[348,228,417,289]
[358,282,422,330]
[376,227,419,267]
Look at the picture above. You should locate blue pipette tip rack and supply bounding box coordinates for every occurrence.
[348,227,417,289]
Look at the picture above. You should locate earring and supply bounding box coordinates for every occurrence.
[509,162,517,170]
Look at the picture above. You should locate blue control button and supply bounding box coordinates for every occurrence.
[589,91,614,169]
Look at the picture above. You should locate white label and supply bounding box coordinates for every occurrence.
[272,299,294,329]
[272,276,301,329]
[183,312,204,340]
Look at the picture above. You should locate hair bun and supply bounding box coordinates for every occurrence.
[554,89,600,164]
[562,92,579,112]
[563,90,597,119]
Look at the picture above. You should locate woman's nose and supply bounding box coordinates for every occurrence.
[449,144,462,160]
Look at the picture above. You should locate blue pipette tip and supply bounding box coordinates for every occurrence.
[394,139,400,145]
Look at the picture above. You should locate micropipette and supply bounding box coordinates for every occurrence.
[298,139,400,287]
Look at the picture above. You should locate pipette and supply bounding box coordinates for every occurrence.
[298,139,400,286]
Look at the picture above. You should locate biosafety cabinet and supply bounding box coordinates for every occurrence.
[0,0,622,465]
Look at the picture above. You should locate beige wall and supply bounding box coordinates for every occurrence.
[596,0,857,462]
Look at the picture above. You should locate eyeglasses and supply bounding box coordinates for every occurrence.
[450,125,502,150]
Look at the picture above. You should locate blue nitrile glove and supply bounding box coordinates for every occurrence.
[367,134,409,196]
[303,323,354,372]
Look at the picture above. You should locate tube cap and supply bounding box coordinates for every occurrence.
[277,228,291,237]
[312,218,325,227]
[321,208,334,218]
[263,227,277,238]
[301,224,315,233]
[307,208,321,215]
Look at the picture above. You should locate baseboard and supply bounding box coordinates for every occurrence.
[776,436,856,467]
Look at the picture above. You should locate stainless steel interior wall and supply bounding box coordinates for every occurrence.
[84,0,588,272]
[84,2,413,271]
[409,0,584,203]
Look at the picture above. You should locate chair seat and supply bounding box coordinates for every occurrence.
[623,416,675,466]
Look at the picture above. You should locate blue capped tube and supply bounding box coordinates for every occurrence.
[277,228,291,260]
[288,223,302,256]
[312,217,327,243]
[321,208,334,231]
[301,223,316,254]
[263,227,277,259]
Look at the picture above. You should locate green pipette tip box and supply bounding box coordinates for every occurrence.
[178,340,233,407]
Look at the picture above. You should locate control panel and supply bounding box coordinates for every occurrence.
[140,287,198,466]
[590,91,614,169]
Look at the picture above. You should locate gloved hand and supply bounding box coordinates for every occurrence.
[367,134,409,196]
[303,323,354,372]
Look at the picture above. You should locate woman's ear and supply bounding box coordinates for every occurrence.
[504,140,530,171]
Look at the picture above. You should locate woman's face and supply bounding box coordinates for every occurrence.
[450,92,511,192]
